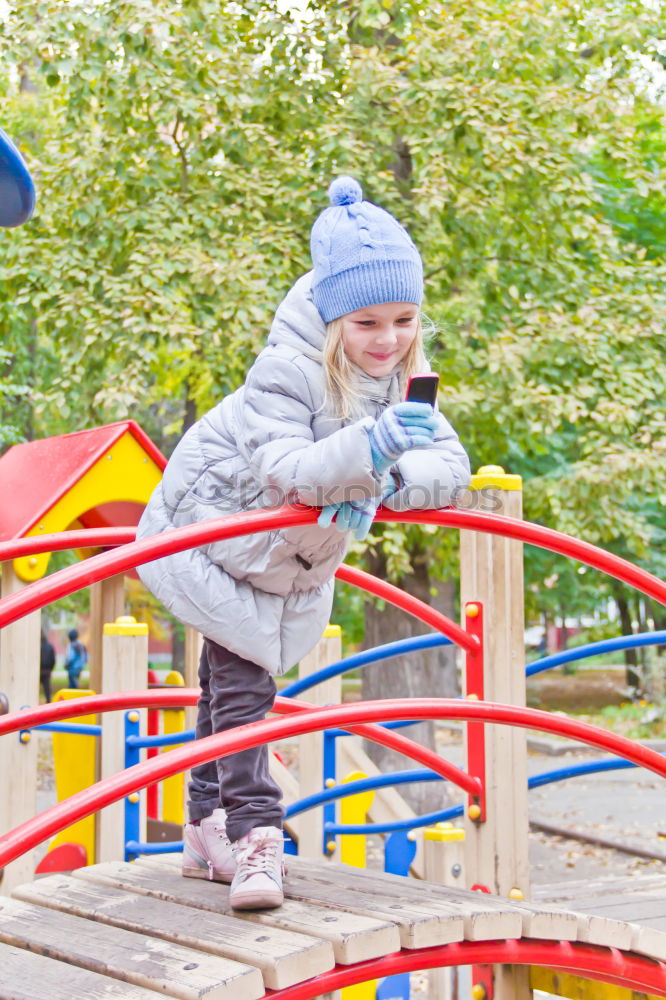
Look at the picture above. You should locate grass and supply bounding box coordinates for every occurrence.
[574,701,666,741]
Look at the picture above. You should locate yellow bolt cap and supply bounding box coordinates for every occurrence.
[104,615,148,636]
[20,731,31,744]
[128,711,140,723]
[325,840,336,853]
[466,692,479,700]
[28,557,38,568]
[509,887,525,901]
[128,792,140,804]
[325,778,336,788]
[468,803,481,821]
[465,602,479,618]
[471,985,487,1000]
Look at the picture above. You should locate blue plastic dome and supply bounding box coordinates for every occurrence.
[0,127,35,227]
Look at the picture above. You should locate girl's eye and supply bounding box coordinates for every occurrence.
[358,320,375,328]
[397,317,415,325]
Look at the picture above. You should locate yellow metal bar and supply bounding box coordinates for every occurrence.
[161,670,185,825]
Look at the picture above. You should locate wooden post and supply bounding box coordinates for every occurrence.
[296,624,342,861]
[97,616,148,863]
[459,465,532,1000]
[424,823,465,1000]
[0,564,40,894]
[181,626,203,822]
[183,626,202,729]
[88,575,125,695]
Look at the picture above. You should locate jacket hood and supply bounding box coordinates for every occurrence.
[267,271,325,362]
[267,271,403,405]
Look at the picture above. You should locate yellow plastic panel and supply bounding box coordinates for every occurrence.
[14,430,163,582]
[530,965,661,1000]
[161,670,185,825]
[48,689,97,864]
[340,770,376,999]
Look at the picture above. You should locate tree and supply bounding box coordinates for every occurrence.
[2,2,664,786]
[0,1,352,446]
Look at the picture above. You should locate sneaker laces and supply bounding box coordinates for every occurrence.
[236,834,285,878]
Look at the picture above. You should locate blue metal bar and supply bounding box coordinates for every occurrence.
[290,755,665,835]
[528,757,640,788]
[527,630,666,677]
[322,729,336,855]
[124,711,142,862]
[325,805,464,835]
[326,719,421,738]
[127,729,195,750]
[125,840,184,855]
[34,722,101,736]
[286,769,440,819]
[281,633,452,698]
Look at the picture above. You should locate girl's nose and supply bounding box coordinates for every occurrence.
[374,325,397,343]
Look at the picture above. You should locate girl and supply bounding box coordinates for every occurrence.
[137,176,470,910]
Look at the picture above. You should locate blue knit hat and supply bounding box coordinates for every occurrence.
[311,176,423,323]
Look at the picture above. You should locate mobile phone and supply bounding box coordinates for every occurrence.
[406,372,439,408]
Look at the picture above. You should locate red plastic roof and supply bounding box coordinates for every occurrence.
[0,421,166,542]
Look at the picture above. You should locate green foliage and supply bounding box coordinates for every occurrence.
[1,0,664,629]
[0,348,29,450]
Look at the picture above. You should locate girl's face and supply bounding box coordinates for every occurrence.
[340,302,419,377]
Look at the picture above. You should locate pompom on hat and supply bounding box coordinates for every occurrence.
[311,176,423,323]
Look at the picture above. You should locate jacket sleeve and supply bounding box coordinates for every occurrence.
[238,353,383,507]
[382,410,471,511]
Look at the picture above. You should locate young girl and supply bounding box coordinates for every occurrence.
[137,176,470,910]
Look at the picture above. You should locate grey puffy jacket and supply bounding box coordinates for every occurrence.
[137,273,471,674]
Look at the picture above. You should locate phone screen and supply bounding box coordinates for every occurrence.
[406,373,439,407]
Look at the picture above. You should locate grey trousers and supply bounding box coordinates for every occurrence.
[187,638,284,841]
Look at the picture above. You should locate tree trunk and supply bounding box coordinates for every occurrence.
[361,546,459,814]
[615,589,640,692]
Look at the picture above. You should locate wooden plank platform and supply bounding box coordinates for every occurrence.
[536,871,666,960]
[2,857,665,999]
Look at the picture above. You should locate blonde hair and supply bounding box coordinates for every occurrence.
[323,314,429,421]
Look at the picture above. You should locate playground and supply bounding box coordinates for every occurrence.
[0,434,665,999]
[2,33,666,999]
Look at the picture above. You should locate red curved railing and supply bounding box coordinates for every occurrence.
[0,692,480,795]
[0,527,135,563]
[2,697,665,870]
[266,940,666,998]
[0,508,663,637]
[0,508,474,650]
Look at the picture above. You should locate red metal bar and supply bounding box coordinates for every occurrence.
[464,602,486,823]
[2,698,665,870]
[335,564,477,653]
[146,671,160,821]
[275,696,481,796]
[0,527,135,563]
[0,691,480,798]
[377,508,666,605]
[263,940,666,998]
[0,507,663,633]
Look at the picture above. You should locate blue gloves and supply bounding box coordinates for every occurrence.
[318,480,400,541]
[367,401,438,476]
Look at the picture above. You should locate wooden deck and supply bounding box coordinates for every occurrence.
[0,857,664,998]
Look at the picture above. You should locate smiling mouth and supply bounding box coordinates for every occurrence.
[367,352,394,360]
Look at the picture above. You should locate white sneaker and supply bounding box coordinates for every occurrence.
[229,825,285,910]
[182,808,236,883]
